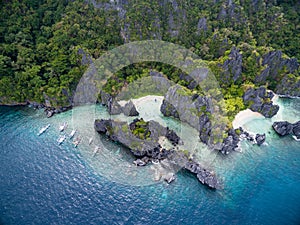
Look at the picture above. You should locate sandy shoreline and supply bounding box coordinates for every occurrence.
[232,109,264,129]
[118,95,164,107]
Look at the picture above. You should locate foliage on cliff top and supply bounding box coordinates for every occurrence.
[0,0,299,108]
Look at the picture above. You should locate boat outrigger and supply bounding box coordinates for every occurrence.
[59,122,68,132]
[69,129,77,139]
[57,135,66,145]
[38,124,50,136]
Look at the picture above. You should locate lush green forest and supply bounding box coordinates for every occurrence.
[0,0,299,120]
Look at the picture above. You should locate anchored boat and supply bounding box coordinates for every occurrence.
[38,124,50,136]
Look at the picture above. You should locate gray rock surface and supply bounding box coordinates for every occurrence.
[243,87,279,118]
[272,121,300,138]
[94,118,221,189]
[255,134,266,146]
[122,100,139,116]
[221,46,243,83]
[275,76,300,97]
[255,50,299,84]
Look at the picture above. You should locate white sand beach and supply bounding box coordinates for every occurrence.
[118,95,164,107]
[232,109,264,129]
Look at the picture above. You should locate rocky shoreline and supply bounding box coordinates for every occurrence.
[94,118,222,189]
[272,121,300,140]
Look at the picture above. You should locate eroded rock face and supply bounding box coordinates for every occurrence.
[220,129,240,154]
[255,134,266,146]
[221,46,242,84]
[243,87,279,118]
[185,160,221,189]
[123,100,139,116]
[100,91,139,116]
[94,118,221,189]
[272,121,298,137]
[255,51,299,84]
[275,76,300,97]
[160,84,266,154]
[160,85,212,132]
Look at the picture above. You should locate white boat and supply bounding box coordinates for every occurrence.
[57,135,66,145]
[88,137,93,145]
[38,124,50,136]
[73,137,81,148]
[69,129,76,139]
[93,146,101,157]
[59,122,68,132]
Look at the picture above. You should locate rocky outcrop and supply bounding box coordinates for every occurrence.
[185,160,221,189]
[272,121,300,139]
[94,118,221,189]
[122,100,139,116]
[275,75,300,97]
[161,84,266,154]
[197,17,207,33]
[100,90,139,116]
[95,118,177,159]
[255,50,299,84]
[160,84,213,132]
[243,87,279,118]
[220,128,240,154]
[221,46,242,84]
[255,134,266,146]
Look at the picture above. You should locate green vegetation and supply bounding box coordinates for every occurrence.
[131,119,151,140]
[0,0,299,115]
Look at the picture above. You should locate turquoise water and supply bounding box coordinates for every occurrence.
[0,97,300,225]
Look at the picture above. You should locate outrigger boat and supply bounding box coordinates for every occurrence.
[93,146,101,157]
[59,122,68,132]
[57,135,66,145]
[69,129,77,139]
[38,124,50,136]
[73,136,81,148]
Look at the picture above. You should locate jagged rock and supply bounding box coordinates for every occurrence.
[100,91,123,115]
[275,75,300,97]
[46,110,54,118]
[272,121,293,136]
[185,161,220,189]
[165,128,180,145]
[100,90,111,106]
[133,159,146,166]
[220,129,240,154]
[222,46,243,83]
[292,121,300,139]
[255,134,266,146]
[160,99,179,119]
[94,119,112,133]
[197,17,207,33]
[243,87,279,118]
[94,118,221,189]
[255,50,299,84]
[109,101,123,115]
[163,173,176,184]
[160,85,212,133]
[122,100,139,116]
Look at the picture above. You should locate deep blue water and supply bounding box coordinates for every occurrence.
[1,99,300,225]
